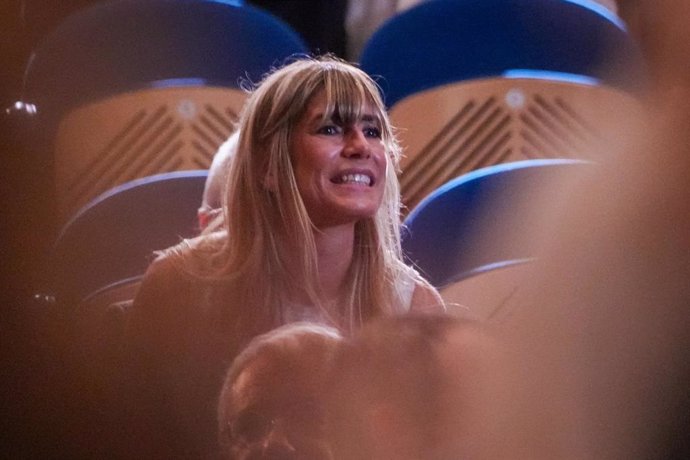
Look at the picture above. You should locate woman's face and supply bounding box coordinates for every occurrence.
[289,90,388,229]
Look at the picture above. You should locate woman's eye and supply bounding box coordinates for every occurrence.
[317,125,340,135]
[363,126,382,138]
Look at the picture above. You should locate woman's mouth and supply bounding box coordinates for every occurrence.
[331,173,373,186]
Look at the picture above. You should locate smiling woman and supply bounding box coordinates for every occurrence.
[122,55,444,458]
[290,90,387,228]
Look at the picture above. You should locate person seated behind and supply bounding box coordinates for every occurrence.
[324,313,498,460]
[123,55,445,458]
[218,322,342,459]
[198,131,238,233]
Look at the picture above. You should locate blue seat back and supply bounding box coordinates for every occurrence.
[402,159,589,287]
[360,0,648,107]
[20,0,308,144]
[47,170,208,304]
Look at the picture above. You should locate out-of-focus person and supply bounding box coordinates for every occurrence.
[456,1,690,458]
[198,131,238,233]
[218,322,342,459]
[324,313,496,460]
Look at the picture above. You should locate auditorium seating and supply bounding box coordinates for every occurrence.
[359,0,648,211]
[17,0,307,224]
[44,170,208,308]
[401,159,590,320]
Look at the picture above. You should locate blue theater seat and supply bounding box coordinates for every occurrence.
[45,170,208,307]
[360,0,647,107]
[402,159,590,319]
[16,0,308,223]
[22,0,306,136]
[359,0,647,212]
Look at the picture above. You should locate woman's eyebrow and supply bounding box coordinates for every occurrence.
[305,112,331,127]
[310,112,378,126]
[361,114,377,123]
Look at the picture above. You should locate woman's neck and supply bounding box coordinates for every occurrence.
[313,223,356,301]
[284,224,355,319]
[283,222,355,309]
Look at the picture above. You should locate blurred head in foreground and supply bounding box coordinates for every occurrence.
[324,314,497,460]
[218,322,343,459]
[477,1,690,457]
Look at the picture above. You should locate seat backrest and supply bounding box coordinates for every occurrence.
[401,159,590,318]
[18,0,308,223]
[360,0,647,107]
[22,0,306,135]
[46,170,208,306]
[359,0,646,211]
[392,75,643,210]
[52,86,243,222]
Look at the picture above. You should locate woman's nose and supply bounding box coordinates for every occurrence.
[342,129,371,158]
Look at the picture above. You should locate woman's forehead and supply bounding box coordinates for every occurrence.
[302,89,381,124]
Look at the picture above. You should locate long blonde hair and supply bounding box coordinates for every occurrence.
[165,55,421,331]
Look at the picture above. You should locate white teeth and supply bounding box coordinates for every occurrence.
[340,173,372,186]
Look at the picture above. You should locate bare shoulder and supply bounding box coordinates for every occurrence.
[128,241,201,330]
[135,251,186,300]
[132,233,220,305]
